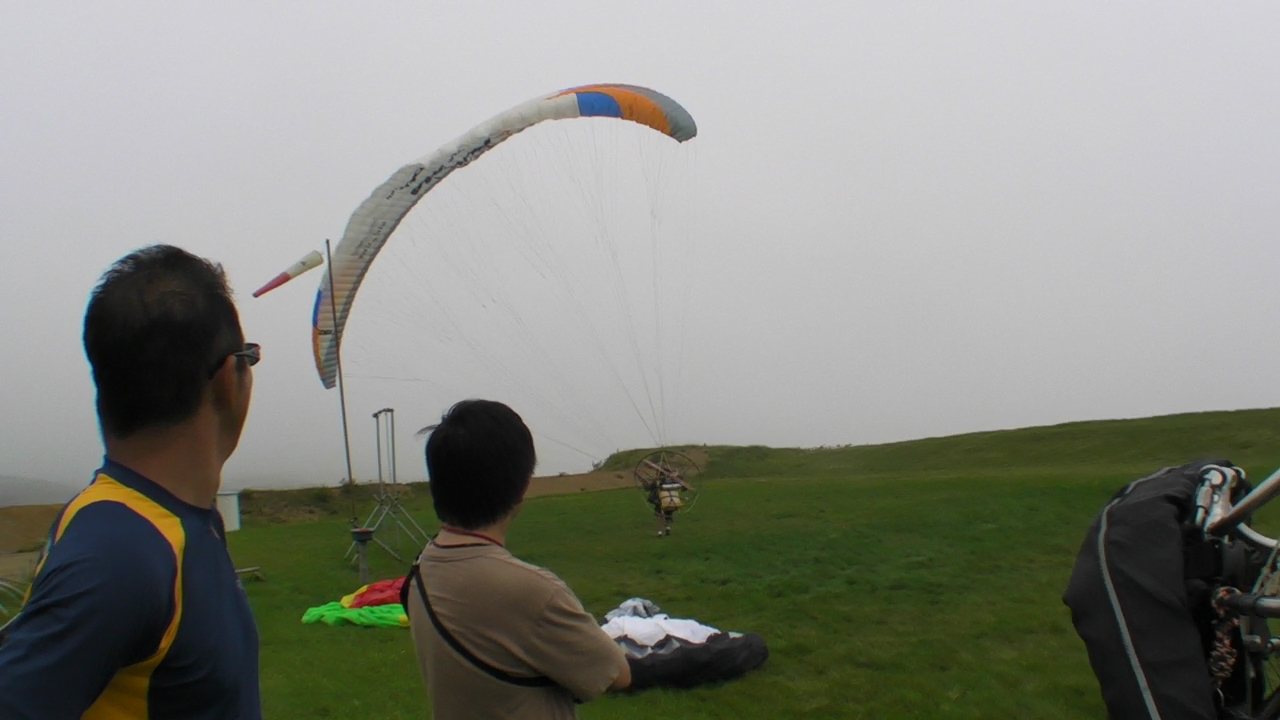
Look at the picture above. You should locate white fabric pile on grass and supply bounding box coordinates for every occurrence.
[600,597,725,652]
[602,615,721,646]
[604,598,663,621]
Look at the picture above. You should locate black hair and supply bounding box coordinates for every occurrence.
[425,399,537,529]
[83,244,244,439]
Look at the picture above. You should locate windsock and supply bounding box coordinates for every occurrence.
[252,250,324,298]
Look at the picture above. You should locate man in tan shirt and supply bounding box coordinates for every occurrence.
[404,399,632,719]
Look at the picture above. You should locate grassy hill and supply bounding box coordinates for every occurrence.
[209,407,1280,719]
[604,407,1280,479]
[232,407,1280,524]
[13,407,1280,719]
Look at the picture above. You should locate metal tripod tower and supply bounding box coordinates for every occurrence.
[345,407,429,563]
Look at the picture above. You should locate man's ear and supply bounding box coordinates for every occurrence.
[208,357,239,409]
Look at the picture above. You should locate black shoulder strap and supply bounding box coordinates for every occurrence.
[402,562,556,688]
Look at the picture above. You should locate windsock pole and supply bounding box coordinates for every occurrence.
[324,239,357,499]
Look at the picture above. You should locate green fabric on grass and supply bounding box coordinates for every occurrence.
[301,601,407,628]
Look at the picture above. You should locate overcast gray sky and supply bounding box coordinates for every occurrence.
[2,1,1278,492]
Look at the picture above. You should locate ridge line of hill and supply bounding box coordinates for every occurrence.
[600,406,1280,478]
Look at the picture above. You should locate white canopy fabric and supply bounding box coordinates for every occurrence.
[601,615,721,646]
[600,596,721,646]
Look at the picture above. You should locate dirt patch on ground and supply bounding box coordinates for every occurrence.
[525,470,635,497]
[0,466,656,550]
[523,447,709,499]
[0,505,58,555]
[685,447,710,470]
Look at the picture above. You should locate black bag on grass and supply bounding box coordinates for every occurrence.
[1062,459,1260,720]
[626,632,769,691]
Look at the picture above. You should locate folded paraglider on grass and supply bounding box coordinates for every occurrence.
[301,602,408,629]
[301,582,768,689]
[600,597,769,690]
[300,578,408,628]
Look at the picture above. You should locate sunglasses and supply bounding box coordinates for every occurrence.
[208,342,261,378]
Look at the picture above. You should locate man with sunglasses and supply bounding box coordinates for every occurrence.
[0,245,264,719]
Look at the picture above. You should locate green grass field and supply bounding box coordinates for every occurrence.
[221,408,1280,717]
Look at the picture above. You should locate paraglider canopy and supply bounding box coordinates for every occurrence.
[310,83,698,390]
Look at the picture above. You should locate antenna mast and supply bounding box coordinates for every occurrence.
[324,239,357,509]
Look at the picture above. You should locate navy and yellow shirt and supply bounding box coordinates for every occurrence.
[0,460,261,720]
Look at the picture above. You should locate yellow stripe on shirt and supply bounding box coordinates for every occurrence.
[39,474,188,720]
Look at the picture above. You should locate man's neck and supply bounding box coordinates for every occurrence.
[437,518,511,547]
[105,426,223,509]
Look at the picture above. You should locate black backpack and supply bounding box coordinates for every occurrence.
[1063,459,1266,719]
